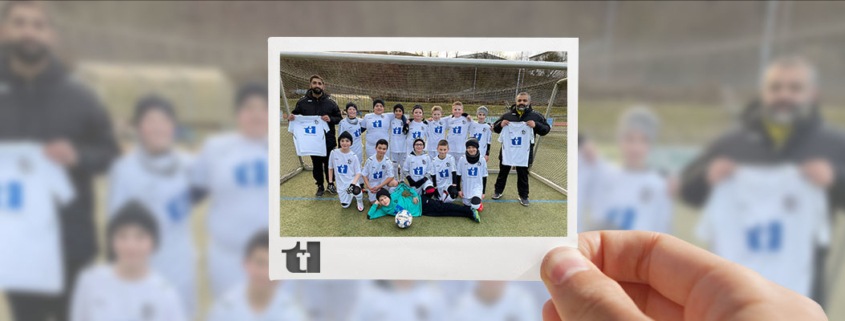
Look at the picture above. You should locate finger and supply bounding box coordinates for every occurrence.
[541,247,649,321]
[619,281,683,321]
[542,300,562,321]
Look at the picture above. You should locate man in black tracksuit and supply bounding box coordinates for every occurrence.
[491,92,551,206]
[289,75,342,196]
[680,57,845,307]
[0,2,120,320]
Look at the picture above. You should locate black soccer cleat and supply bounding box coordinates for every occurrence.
[518,196,530,207]
[492,192,503,200]
[327,183,337,195]
[316,185,325,197]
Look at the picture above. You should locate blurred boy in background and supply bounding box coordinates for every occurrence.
[192,83,269,297]
[108,95,198,316]
[348,281,447,321]
[450,281,537,321]
[70,201,186,321]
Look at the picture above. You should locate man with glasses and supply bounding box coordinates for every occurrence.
[289,75,342,196]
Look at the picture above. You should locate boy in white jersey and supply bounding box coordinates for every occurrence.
[108,95,198,316]
[192,83,269,296]
[348,281,448,321]
[404,138,434,195]
[450,281,537,321]
[390,103,409,177]
[207,233,307,321]
[446,101,472,161]
[406,104,429,155]
[426,105,447,156]
[586,107,673,233]
[339,102,365,165]
[362,139,399,203]
[362,99,391,159]
[457,138,488,211]
[71,202,187,321]
[328,132,365,211]
[469,106,493,162]
[429,140,459,202]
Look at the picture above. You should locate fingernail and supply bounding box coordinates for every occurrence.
[544,248,590,285]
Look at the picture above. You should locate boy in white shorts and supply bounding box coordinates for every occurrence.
[328,131,365,211]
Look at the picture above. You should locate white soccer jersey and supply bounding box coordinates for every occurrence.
[588,162,672,233]
[469,122,493,157]
[389,117,407,153]
[348,281,448,321]
[191,131,269,296]
[451,282,538,321]
[329,149,363,205]
[429,154,457,202]
[426,118,447,154]
[498,122,535,167]
[338,117,365,164]
[405,121,429,154]
[108,148,197,315]
[404,153,431,183]
[457,156,488,204]
[362,155,395,202]
[70,265,187,321]
[207,283,307,321]
[293,280,363,321]
[446,115,471,154]
[288,116,330,157]
[696,165,830,297]
[0,143,74,294]
[362,113,391,156]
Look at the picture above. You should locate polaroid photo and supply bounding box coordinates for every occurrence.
[269,37,578,280]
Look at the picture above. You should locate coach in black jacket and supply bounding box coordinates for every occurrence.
[0,2,120,320]
[289,74,342,196]
[491,92,551,206]
[680,57,845,307]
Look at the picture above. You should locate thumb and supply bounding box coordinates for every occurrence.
[541,247,649,321]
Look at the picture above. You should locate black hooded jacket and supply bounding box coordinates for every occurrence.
[292,89,342,150]
[492,104,552,165]
[0,52,120,262]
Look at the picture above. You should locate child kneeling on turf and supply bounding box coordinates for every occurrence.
[457,138,488,212]
[362,139,399,203]
[429,139,459,202]
[368,184,480,222]
[403,138,433,196]
[329,131,365,211]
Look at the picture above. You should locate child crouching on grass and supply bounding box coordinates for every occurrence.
[328,131,364,211]
[368,184,480,223]
[457,138,488,212]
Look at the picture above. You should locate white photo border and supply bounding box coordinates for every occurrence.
[269,37,578,280]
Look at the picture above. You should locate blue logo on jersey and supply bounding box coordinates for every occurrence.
[434,126,443,134]
[373,171,384,179]
[746,221,782,252]
[235,159,268,187]
[304,126,317,134]
[473,133,483,141]
[393,127,402,135]
[337,165,348,174]
[354,129,361,138]
[452,127,462,134]
[607,207,636,230]
[511,137,523,146]
[413,167,424,176]
[468,167,478,177]
[373,120,382,128]
[0,180,23,211]
[166,191,192,223]
[439,169,449,178]
[413,131,422,139]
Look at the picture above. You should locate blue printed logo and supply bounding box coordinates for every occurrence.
[0,181,23,211]
[393,127,402,135]
[511,137,522,146]
[235,159,268,187]
[439,169,449,178]
[413,167,424,176]
[373,120,382,128]
[337,165,348,174]
[452,127,462,134]
[473,133,483,141]
[468,167,478,177]
[413,131,422,139]
[435,126,443,134]
[166,191,191,223]
[747,221,782,252]
[373,171,384,179]
[607,207,636,230]
[304,126,317,134]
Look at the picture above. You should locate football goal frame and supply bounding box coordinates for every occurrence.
[279,52,568,195]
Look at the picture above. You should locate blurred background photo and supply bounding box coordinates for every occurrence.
[0,1,844,321]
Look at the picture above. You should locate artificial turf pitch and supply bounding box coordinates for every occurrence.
[280,171,567,237]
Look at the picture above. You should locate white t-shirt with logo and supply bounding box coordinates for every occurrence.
[348,281,448,321]
[338,118,365,164]
[451,282,537,321]
[362,113,391,149]
[457,156,488,200]
[362,155,395,190]
[328,149,362,188]
[406,121,429,154]
[446,115,471,154]
[426,119,447,154]
[288,116,330,157]
[588,162,672,233]
[207,283,307,321]
[0,143,74,294]
[696,165,830,297]
[498,122,535,167]
[404,153,431,183]
[469,122,493,157]
[429,154,456,197]
[70,265,187,321]
[389,117,407,153]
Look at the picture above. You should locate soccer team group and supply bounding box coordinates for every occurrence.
[287,75,552,224]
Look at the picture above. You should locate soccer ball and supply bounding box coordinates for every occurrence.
[395,210,413,229]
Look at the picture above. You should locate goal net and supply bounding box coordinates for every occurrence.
[279,52,568,195]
